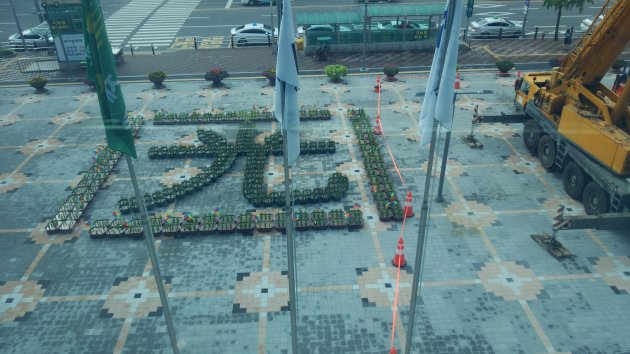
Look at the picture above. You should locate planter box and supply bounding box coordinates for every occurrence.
[127,219,144,238]
[217,215,235,234]
[256,213,274,232]
[199,215,218,234]
[89,219,110,239]
[107,219,126,238]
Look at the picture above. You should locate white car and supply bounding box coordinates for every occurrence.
[377,20,429,30]
[467,17,523,38]
[230,23,278,46]
[580,15,604,32]
[7,21,53,50]
[240,0,276,6]
[296,24,352,38]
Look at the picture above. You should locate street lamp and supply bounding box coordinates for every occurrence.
[361,0,368,71]
[8,0,29,52]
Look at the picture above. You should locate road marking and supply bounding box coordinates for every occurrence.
[475,12,515,17]
[225,0,234,9]
[181,24,239,28]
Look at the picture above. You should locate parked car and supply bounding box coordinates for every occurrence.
[580,15,604,32]
[230,23,277,46]
[296,24,352,38]
[467,17,523,38]
[377,20,429,30]
[240,0,276,5]
[7,21,52,50]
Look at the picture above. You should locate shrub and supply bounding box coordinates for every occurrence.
[324,64,348,82]
[383,64,399,77]
[495,60,514,73]
[205,68,230,83]
[148,71,167,85]
[0,48,16,58]
[28,76,47,90]
[262,68,276,80]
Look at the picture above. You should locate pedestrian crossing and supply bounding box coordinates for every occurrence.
[128,0,202,49]
[105,0,165,49]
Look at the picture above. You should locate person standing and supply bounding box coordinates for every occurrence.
[563,28,572,49]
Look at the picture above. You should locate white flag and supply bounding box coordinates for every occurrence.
[274,0,300,164]
[418,5,448,146]
[435,0,462,131]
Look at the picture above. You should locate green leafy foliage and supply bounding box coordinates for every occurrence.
[325,64,348,82]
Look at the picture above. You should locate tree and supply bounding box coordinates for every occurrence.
[542,0,595,41]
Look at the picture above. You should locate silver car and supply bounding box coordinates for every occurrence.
[230,23,278,46]
[8,21,53,50]
[467,17,523,38]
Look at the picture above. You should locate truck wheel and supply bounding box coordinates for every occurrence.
[537,135,556,170]
[582,181,609,215]
[563,162,586,199]
[523,119,540,154]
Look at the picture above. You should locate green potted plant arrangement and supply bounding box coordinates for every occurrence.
[310,210,328,230]
[328,209,346,229]
[262,68,276,86]
[200,214,218,234]
[325,64,348,83]
[495,60,514,77]
[89,219,110,239]
[346,209,363,229]
[294,210,310,231]
[126,218,143,239]
[383,64,400,81]
[148,70,167,88]
[256,213,275,232]
[205,67,230,86]
[28,76,48,93]
[237,214,255,235]
[217,214,235,234]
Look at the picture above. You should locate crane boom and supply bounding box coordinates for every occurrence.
[558,0,630,87]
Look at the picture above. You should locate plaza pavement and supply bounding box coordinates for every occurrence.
[1,65,629,354]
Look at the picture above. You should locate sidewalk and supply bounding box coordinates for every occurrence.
[0,38,622,84]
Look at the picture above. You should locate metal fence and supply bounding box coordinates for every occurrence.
[13,49,60,73]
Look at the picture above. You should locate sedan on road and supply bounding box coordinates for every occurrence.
[296,24,352,38]
[8,22,53,50]
[580,15,604,32]
[230,23,278,46]
[467,17,523,38]
[240,0,276,5]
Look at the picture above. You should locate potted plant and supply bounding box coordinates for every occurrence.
[495,60,514,77]
[383,64,399,81]
[205,67,229,86]
[262,68,276,86]
[256,213,275,232]
[324,64,348,83]
[148,71,167,88]
[28,76,48,93]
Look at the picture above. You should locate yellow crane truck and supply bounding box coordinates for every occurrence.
[514,0,630,215]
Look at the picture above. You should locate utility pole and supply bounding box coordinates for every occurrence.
[8,0,29,52]
[521,0,530,39]
[33,0,45,23]
[360,0,368,71]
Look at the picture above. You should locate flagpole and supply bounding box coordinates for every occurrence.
[281,81,299,354]
[405,1,457,353]
[125,156,180,354]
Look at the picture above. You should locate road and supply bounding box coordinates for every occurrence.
[0,0,607,50]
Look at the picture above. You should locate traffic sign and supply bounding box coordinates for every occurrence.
[466,0,475,18]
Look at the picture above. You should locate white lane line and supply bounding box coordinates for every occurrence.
[225,0,234,9]
[181,25,239,28]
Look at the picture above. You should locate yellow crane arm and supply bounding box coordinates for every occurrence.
[559,0,630,87]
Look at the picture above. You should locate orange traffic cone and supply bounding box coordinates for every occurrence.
[392,237,407,268]
[374,76,381,93]
[454,73,461,89]
[390,348,397,354]
[403,191,414,217]
[373,114,383,135]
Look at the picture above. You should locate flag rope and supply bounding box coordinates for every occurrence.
[376,76,412,353]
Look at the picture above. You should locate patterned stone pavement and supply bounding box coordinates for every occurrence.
[0,72,629,354]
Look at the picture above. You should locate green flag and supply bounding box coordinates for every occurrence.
[82,0,136,158]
